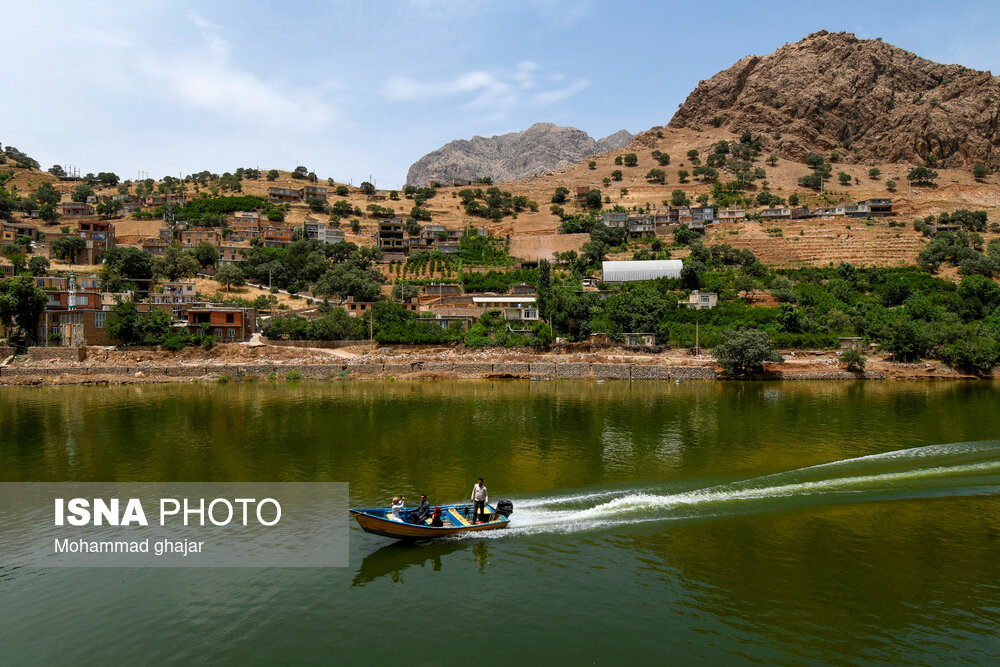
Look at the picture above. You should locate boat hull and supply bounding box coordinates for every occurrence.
[350,503,509,540]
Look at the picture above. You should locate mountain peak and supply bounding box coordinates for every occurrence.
[669,31,1000,166]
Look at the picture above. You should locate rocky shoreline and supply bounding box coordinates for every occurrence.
[1,343,985,386]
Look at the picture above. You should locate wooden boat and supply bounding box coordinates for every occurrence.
[350,501,513,540]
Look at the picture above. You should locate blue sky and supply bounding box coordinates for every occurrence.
[3,0,999,188]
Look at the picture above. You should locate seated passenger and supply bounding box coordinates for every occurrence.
[430,506,444,527]
[390,496,405,520]
[411,494,431,524]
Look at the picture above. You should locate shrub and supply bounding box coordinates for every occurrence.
[588,161,596,170]
[713,328,783,377]
[285,369,302,380]
[841,347,866,372]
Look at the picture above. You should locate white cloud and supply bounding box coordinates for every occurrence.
[382,62,587,117]
[532,79,591,106]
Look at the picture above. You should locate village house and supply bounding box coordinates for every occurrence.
[58,201,94,217]
[409,224,462,253]
[179,227,222,249]
[267,187,302,203]
[35,274,102,290]
[139,237,170,256]
[377,219,407,256]
[304,221,346,245]
[717,209,746,223]
[218,244,249,265]
[262,225,295,248]
[857,198,893,216]
[2,222,40,245]
[78,220,114,264]
[598,212,629,228]
[471,296,539,321]
[421,282,463,297]
[574,186,594,203]
[590,332,656,347]
[186,305,257,341]
[681,290,718,310]
[230,211,262,241]
[760,207,792,220]
[144,194,187,208]
[301,185,328,201]
[36,309,111,346]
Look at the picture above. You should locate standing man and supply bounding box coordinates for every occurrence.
[470,478,488,524]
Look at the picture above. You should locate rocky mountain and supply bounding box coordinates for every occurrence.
[669,30,1000,167]
[406,123,633,186]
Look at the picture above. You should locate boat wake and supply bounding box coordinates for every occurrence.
[475,441,1000,539]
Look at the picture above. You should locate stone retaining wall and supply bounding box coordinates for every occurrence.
[27,346,86,362]
[1,361,896,383]
[263,339,360,349]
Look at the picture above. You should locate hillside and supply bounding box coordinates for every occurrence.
[669,31,1000,168]
[405,122,633,186]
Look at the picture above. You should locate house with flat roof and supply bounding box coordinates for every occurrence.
[471,296,539,321]
[186,305,257,341]
[681,290,718,310]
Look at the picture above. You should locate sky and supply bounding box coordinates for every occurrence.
[3,0,1000,189]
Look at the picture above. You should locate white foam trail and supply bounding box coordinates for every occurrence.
[480,441,1000,538]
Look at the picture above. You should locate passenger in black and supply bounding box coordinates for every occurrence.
[430,506,444,527]
[411,494,431,524]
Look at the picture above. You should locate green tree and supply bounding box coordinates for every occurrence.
[336,185,349,196]
[645,168,666,184]
[72,184,95,203]
[868,167,881,180]
[670,189,690,207]
[610,170,623,181]
[359,181,376,195]
[34,182,61,207]
[713,328,783,377]
[0,276,47,343]
[788,193,800,206]
[48,165,66,177]
[192,241,220,268]
[587,161,597,170]
[907,166,938,184]
[886,180,897,193]
[152,245,199,280]
[27,255,50,275]
[551,186,569,204]
[266,170,279,181]
[214,264,245,293]
[838,171,851,186]
[973,164,989,181]
[50,236,86,264]
[614,156,623,165]
[677,170,690,183]
[584,189,603,210]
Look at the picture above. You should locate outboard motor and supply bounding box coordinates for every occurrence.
[495,500,514,519]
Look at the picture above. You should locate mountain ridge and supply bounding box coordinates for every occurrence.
[405,122,633,186]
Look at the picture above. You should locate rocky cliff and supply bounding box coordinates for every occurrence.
[406,123,633,186]
[669,31,1000,167]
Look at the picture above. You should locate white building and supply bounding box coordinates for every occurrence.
[601,260,683,283]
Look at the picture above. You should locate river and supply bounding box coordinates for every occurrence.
[1,380,999,664]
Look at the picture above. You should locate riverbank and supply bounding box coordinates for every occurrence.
[0,342,987,385]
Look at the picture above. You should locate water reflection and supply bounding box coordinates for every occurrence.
[352,540,481,586]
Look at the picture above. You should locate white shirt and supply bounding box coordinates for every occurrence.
[471,484,488,503]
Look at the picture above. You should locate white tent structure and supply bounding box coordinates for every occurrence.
[601,260,683,283]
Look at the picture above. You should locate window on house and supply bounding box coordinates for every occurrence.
[95,312,107,329]
[226,313,235,324]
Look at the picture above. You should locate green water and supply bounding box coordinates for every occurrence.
[1,380,999,665]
